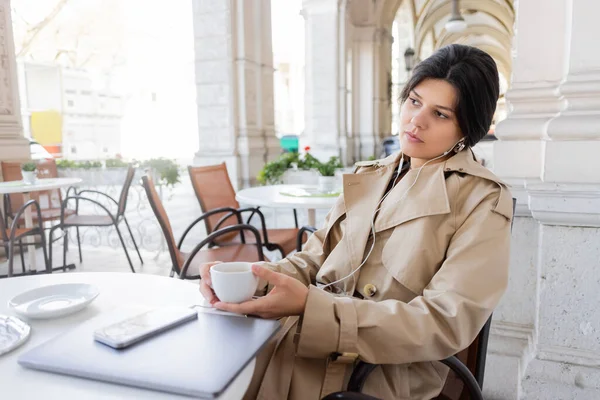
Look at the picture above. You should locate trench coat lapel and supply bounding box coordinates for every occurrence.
[373,163,451,233]
[341,157,398,283]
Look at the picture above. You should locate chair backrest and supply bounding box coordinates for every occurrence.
[1,161,26,213]
[438,198,517,400]
[188,163,240,242]
[141,175,185,273]
[117,166,136,218]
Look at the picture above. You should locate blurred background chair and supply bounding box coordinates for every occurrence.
[48,166,142,273]
[142,175,265,279]
[0,198,49,278]
[187,163,301,258]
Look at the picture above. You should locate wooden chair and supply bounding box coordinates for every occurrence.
[142,175,266,279]
[48,166,143,273]
[0,199,49,278]
[186,163,302,258]
[321,199,517,400]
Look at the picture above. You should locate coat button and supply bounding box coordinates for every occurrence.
[363,284,377,297]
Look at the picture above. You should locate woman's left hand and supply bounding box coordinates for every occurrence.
[213,264,309,319]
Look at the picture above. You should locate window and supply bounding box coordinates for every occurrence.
[103,147,108,153]
[67,100,75,107]
[71,146,77,154]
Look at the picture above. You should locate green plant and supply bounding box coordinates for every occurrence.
[105,158,128,168]
[140,158,181,187]
[21,161,37,172]
[316,156,343,177]
[78,160,102,169]
[56,159,77,169]
[55,159,102,169]
[257,152,300,185]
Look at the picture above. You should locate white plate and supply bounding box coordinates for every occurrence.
[0,315,31,356]
[8,283,100,319]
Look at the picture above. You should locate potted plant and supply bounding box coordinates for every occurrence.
[316,156,343,193]
[21,161,37,184]
[257,147,325,185]
[257,152,303,185]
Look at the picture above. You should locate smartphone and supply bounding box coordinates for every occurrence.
[93,307,198,349]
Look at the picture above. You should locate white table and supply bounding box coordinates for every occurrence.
[0,272,255,399]
[0,178,82,272]
[236,184,339,227]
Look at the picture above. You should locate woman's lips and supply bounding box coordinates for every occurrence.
[405,131,424,143]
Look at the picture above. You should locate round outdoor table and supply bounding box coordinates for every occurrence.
[236,184,339,227]
[0,272,255,399]
[0,178,82,273]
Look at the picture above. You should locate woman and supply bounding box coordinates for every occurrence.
[199,44,513,400]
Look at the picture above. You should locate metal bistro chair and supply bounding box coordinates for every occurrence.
[48,166,143,273]
[1,160,79,271]
[142,175,265,279]
[0,199,49,278]
[298,199,517,400]
[187,163,303,258]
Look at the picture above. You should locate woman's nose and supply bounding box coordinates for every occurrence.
[410,109,427,130]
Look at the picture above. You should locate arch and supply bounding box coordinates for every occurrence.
[436,24,512,54]
[415,0,514,55]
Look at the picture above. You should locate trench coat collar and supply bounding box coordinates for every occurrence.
[341,149,511,275]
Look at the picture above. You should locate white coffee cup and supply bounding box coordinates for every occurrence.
[210,262,259,304]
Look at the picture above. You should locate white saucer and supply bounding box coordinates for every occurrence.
[0,315,31,356]
[8,283,100,319]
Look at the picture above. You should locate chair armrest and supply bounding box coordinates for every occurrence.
[61,196,117,224]
[296,225,317,252]
[178,224,264,279]
[75,190,119,207]
[9,199,44,240]
[235,207,270,244]
[177,207,243,249]
[65,185,79,198]
[440,355,484,400]
[346,357,482,400]
[321,392,381,400]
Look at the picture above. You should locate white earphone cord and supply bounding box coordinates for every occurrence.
[318,138,466,295]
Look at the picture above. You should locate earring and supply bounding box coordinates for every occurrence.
[454,140,466,153]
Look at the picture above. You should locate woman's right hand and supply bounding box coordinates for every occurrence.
[198,261,222,304]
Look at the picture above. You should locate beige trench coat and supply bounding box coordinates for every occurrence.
[245,149,513,400]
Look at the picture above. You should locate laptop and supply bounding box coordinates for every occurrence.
[18,307,281,398]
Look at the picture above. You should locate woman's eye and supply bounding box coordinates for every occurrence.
[409,97,420,106]
[435,111,448,119]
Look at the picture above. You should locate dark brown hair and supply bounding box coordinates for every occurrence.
[400,44,500,147]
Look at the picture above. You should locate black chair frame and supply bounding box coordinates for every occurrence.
[180,205,288,256]
[1,199,50,278]
[48,193,143,273]
[142,180,265,280]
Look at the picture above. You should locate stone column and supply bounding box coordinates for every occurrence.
[301,0,343,162]
[487,0,600,398]
[352,26,393,161]
[192,0,277,189]
[519,0,600,397]
[0,0,29,169]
